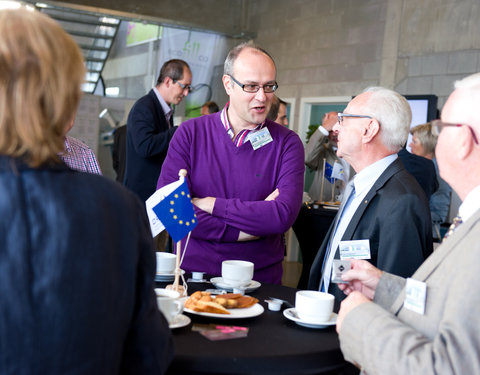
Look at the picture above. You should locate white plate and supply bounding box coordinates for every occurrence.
[155,269,185,282]
[169,313,191,329]
[283,308,337,329]
[210,277,261,293]
[184,303,264,319]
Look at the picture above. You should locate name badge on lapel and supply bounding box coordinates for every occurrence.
[249,127,273,150]
[339,240,371,260]
[404,278,427,315]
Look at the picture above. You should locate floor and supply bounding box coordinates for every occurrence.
[281,260,302,288]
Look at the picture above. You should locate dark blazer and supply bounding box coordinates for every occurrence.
[0,156,173,374]
[398,148,438,199]
[112,124,127,182]
[308,159,433,301]
[124,89,177,202]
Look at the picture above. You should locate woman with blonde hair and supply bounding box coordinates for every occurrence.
[410,122,453,240]
[0,8,172,374]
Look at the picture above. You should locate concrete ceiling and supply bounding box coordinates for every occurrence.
[41,0,254,38]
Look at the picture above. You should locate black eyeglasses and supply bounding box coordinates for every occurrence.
[337,112,373,124]
[229,75,278,93]
[431,119,478,145]
[173,80,193,93]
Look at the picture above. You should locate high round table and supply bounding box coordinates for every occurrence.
[157,276,349,375]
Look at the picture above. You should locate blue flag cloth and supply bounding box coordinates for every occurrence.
[324,161,335,184]
[152,180,197,243]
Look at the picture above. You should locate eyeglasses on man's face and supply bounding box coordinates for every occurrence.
[337,112,373,124]
[229,75,278,93]
[174,80,193,93]
[431,119,478,145]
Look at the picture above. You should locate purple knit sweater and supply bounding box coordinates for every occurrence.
[157,112,305,284]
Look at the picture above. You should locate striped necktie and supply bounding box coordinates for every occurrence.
[442,215,463,242]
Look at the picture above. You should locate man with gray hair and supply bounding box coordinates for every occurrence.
[335,73,480,374]
[308,87,432,301]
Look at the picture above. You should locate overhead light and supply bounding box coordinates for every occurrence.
[105,87,119,97]
[0,1,22,9]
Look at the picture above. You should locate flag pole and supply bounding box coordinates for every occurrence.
[168,168,188,296]
[320,158,326,202]
[331,178,335,203]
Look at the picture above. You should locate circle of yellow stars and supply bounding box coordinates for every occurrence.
[169,190,197,226]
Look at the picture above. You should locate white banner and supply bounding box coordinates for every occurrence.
[159,27,228,114]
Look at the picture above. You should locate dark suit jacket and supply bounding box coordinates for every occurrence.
[308,159,433,302]
[112,124,127,182]
[398,148,438,199]
[0,156,173,374]
[124,89,176,202]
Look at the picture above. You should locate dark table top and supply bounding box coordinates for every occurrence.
[158,276,347,375]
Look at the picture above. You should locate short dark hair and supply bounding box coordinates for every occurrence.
[156,59,190,85]
[267,95,280,121]
[202,101,219,114]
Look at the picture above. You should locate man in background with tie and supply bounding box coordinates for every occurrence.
[308,87,432,300]
[335,73,480,374]
[124,59,192,204]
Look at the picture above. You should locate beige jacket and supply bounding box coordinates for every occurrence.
[339,208,480,374]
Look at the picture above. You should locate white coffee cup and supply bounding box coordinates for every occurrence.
[155,288,182,324]
[295,290,334,323]
[221,260,254,287]
[156,252,176,274]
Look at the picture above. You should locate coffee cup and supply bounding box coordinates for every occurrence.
[155,288,183,324]
[221,260,254,287]
[295,290,334,323]
[156,252,176,274]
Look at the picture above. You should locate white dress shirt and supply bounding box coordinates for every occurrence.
[322,154,398,291]
[459,185,480,222]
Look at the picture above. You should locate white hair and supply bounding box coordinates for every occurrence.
[361,86,411,152]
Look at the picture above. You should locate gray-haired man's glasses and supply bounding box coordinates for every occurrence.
[432,119,478,145]
[229,75,278,93]
[337,112,373,124]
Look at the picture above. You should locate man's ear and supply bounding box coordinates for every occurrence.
[362,118,380,143]
[223,75,233,95]
[163,76,173,88]
[458,125,475,160]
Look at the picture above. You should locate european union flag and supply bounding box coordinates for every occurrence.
[324,161,335,184]
[152,180,197,243]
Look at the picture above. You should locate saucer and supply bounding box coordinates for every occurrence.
[283,308,337,329]
[210,277,261,293]
[169,313,191,329]
[155,269,185,282]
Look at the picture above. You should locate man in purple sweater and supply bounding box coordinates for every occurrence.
[157,43,304,284]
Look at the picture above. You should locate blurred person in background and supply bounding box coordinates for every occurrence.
[410,122,452,240]
[201,101,220,115]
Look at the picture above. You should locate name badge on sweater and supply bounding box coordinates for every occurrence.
[404,278,427,315]
[339,240,371,260]
[249,127,273,150]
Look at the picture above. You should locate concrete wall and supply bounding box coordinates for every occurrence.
[247,0,480,130]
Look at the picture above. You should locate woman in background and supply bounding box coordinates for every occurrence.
[0,8,172,374]
[410,122,453,240]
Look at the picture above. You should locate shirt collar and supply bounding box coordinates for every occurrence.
[153,87,173,119]
[352,154,398,196]
[459,185,480,222]
[220,102,265,135]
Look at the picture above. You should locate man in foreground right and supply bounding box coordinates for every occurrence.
[336,72,480,374]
